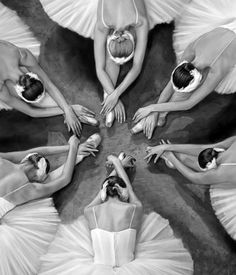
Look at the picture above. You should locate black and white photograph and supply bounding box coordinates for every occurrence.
[0,0,236,274]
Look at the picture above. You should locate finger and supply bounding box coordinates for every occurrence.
[90,151,96,157]
[167,139,171,144]
[132,112,137,121]
[154,154,160,163]
[144,153,152,160]
[100,106,105,114]
[74,124,80,137]
[147,156,153,163]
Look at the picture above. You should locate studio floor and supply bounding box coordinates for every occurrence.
[1,0,236,274]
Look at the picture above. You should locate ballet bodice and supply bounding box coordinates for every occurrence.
[0,197,15,219]
[0,158,30,205]
[91,228,136,267]
[101,0,139,30]
[192,28,236,70]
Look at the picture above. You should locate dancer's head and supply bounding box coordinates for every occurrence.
[171,61,202,93]
[15,72,45,103]
[198,148,224,171]
[107,29,135,65]
[21,153,50,182]
[100,176,129,202]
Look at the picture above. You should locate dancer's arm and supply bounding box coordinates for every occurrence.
[0,145,69,163]
[115,22,148,98]
[133,68,223,122]
[164,152,228,185]
[94,24,115,95]
[0,83,64,117]
[109,155,142,206]
[101,21,148,115]
[33,136,79,197]
[165,136,236,154]
[19,48,81,136]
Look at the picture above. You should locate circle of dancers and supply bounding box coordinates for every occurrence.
[1,0,236,274]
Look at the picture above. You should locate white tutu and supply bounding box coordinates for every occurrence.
[0,3,40,57]
[210,186,236,240]
[174,0,236,94]
[39,212,193,275]
[39,0,190,39]
[0,198,60,275]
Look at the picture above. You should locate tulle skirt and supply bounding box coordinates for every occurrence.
[0,2,40,57]
[39,212,193,275]
[39,0,190,39]
[0,198,60,275]
[174,0,236,94]
[210,186,236,240]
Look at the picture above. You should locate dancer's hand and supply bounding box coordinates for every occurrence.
[101,91,119,115]
[68,135,80,148]
[143,113,158,139]
[114,100,126,123]
[145,140,171,163]
[64,107,82,136]
[133,105,155,123]
[72,104,95,118]
[78,143,99,157]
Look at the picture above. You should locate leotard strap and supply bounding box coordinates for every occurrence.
[129,204,136,228]
[93,207,99,228]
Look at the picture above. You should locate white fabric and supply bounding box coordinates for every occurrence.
[39,212,193,274]
[0,198,15,218]
[0,198,60,275]
[0,3,40,57]
[91,228,136,266]
[174,0,236,94]
[39,0,190,39]
[210,186,236,240]
[0,3,41,111]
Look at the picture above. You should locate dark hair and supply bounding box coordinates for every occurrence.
[108,30,134,59]
[198,148,219,169]
[102,176,126,197]
[172,62,195,89]
[28,153,50,174]
[19,74,44,101]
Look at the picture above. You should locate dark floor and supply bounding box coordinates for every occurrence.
[1,0,236,274]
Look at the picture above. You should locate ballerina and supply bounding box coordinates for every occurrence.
[39,153,193,275]
[0,3,99,136]
[39,0,190,127]
[0,133,101,275]
[133,0,236,139]
[145,136,236,240]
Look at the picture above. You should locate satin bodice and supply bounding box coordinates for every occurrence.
[91,228,136,267]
